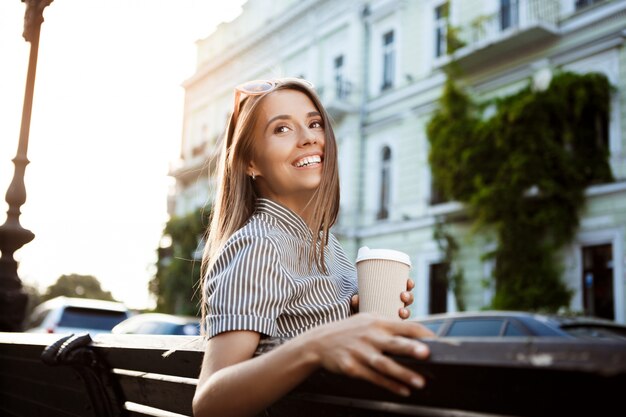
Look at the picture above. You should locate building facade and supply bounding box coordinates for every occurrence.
[171,0,626,323]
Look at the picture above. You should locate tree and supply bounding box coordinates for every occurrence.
[42,274,116,302]
[150,207,209,316]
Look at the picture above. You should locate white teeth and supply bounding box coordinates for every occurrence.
[295,155,321,167]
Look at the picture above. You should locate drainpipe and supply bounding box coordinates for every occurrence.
[355,3,371,251]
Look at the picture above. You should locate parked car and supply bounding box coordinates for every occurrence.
[25,296,130,335]
[413,311,626,341]
[111,313,200,335]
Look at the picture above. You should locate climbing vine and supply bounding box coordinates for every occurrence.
[427,71,613,312]
[434,219,466,311]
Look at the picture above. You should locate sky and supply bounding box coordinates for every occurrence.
[0,0,245,309]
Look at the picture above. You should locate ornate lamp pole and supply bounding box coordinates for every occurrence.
[0,0,53,331]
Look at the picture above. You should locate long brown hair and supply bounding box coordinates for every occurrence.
[200,79,340,323]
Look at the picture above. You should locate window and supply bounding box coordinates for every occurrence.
[582,244,614,320]
[59,307,128,330]
[421,320,444,335]
[447,319,505,336]
[429,179,448,205]
[429,262,449,314]
[377,146,392,219]
[500,0,519,30]
[381,30,395,90]
[503,321,526,336]
[434,2,449,58]
[334,55,347,99]
[575,0,604,10]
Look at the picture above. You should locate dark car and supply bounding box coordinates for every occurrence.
[414,311,626,341]
[111,313,200,335]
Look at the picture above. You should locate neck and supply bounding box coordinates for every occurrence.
[262,191,317,230]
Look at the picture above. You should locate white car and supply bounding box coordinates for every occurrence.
[25,296,130,335]
[112,313,200,335]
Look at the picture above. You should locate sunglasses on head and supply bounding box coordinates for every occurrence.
[231,78,315,126]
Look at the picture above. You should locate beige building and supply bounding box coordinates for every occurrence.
[171,0,626,323]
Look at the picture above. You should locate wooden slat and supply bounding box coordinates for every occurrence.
[413,337,626,374]
[115,371,195,415]
[0,341,46,360]
[0,356,84,389]
[90,334,204,378]
[125,401,191,417]
[0,332,69,346]
[285,361,623,416]
[0,370,93,416]
[0,335,97,417]
[0,391,93,417]
[269,395,501,417]
[96,347,202,378]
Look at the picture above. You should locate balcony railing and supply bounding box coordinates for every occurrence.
[460,0,559,47]
[441,0,561,69]
[320,79,358,121]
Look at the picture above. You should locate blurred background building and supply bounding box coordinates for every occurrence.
[168,0,626,322]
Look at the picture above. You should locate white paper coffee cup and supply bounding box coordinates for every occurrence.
[356,247,411,320]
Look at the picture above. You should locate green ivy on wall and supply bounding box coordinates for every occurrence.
[427,71,613,312]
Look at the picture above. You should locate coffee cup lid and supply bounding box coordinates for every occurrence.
[356,246,411,267]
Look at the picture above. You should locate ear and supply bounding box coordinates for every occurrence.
[246,160,258,178]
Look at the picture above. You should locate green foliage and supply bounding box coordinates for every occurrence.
[447,25,466,55]
[42,274,116,302]
[428,71,613,312]
[150,207,209,316]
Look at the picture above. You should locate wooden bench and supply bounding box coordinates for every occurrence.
[1,332,625,417]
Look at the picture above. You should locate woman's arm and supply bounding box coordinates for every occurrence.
[193,314,433,417]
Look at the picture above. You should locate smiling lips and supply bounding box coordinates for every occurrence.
[294,154,323,168]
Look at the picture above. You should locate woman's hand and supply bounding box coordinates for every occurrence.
[303,313,434,397]
[351,278,415,319]
[400,278,415,319]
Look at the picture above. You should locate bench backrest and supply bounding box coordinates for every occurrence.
[1,332,625,417]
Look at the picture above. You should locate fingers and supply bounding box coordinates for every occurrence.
[319,315,432,396]
[345,352,423,396]
[355,359,413,396]
[385,319,436,342]
[368,353,426,390]
[401,279,414,314]
[356,312,434,341]
[400,291,414,306]
[368,331,431,360]
[350,295,359,313]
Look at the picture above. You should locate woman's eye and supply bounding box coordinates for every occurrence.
[274,125,290,134]
[310,120,323,129]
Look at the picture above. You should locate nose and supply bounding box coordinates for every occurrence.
[300,126,320,146]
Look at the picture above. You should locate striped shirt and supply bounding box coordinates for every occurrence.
[205,198,358,339]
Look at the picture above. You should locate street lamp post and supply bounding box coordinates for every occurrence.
[0,0,53,331]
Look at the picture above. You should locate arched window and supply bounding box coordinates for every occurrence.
[377,146,392,220]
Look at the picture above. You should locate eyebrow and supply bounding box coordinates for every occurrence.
[266,111,321,130]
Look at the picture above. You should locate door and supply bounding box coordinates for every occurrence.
[582,244,614,320]
[429,262,448,314]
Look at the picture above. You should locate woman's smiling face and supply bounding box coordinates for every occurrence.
[248,89,326,211]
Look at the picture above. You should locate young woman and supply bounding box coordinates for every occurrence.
[193,78,433,417]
